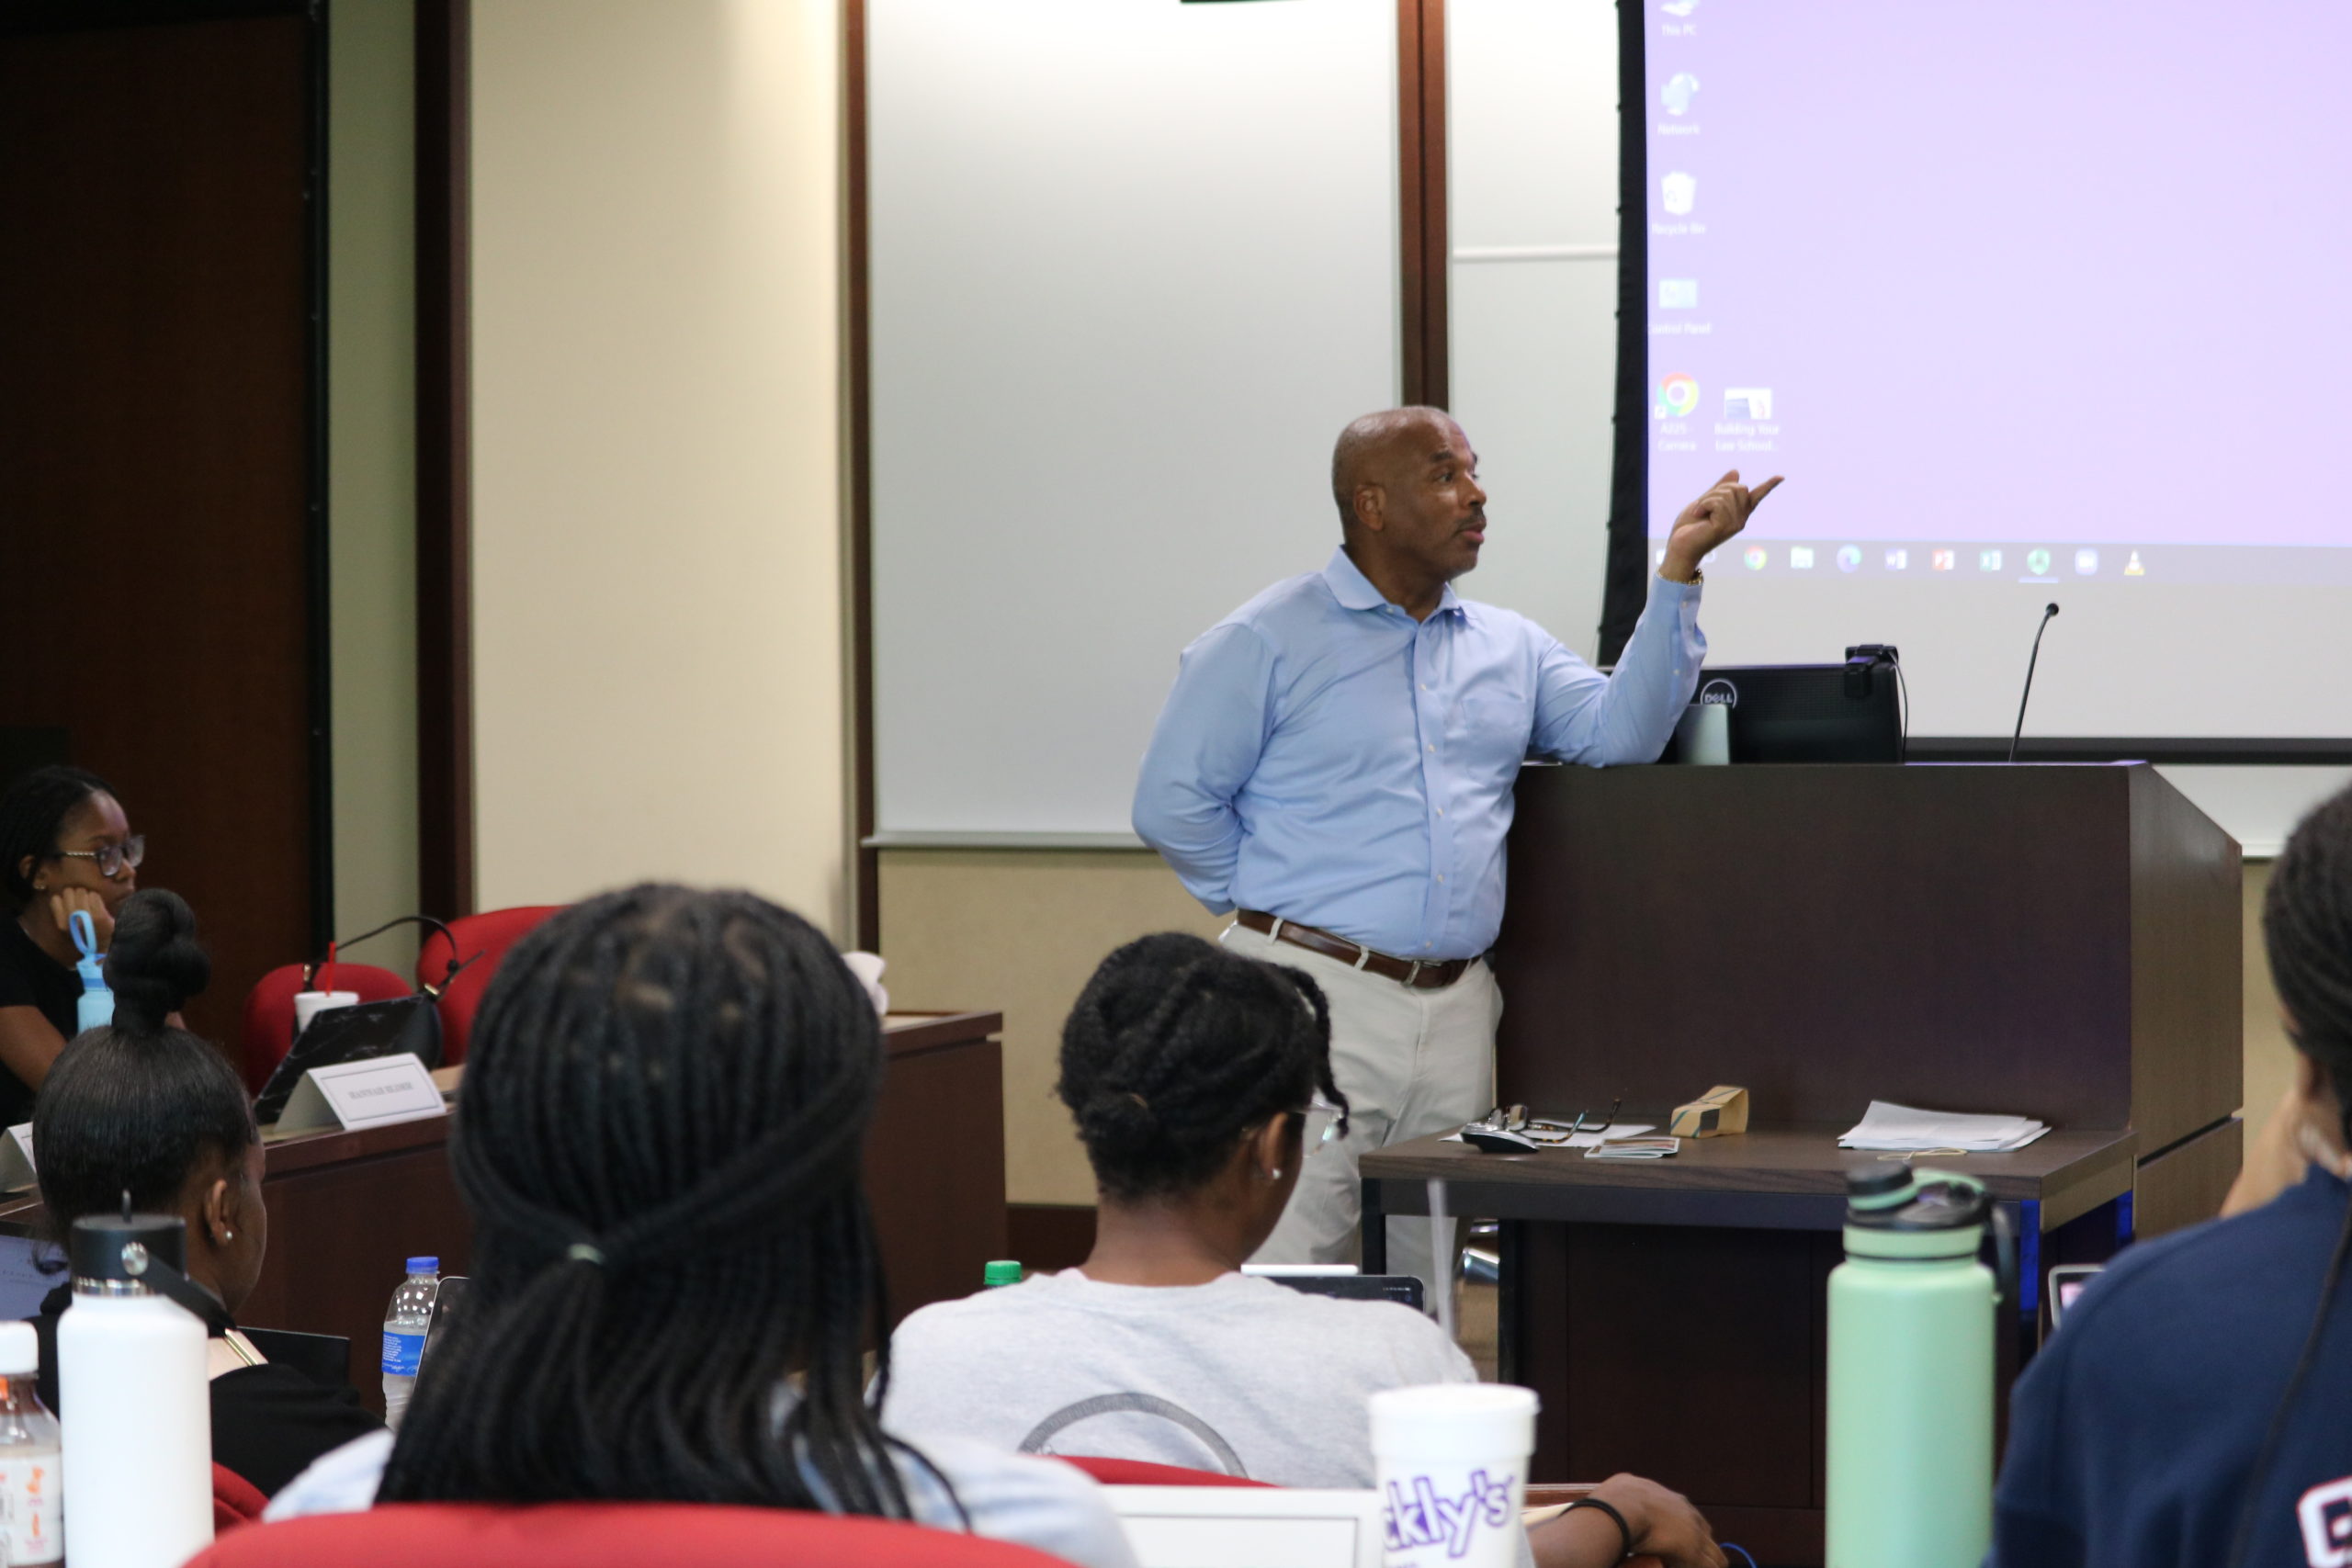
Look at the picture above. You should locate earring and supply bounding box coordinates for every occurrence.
[1269,1168,1284,1182]
[221,1229,234,1242]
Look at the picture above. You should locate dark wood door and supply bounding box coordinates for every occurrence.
[0,11,320,1052]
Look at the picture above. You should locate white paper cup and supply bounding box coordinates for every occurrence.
[291,989,360,1043]
[1676,700,1731,764]
[1369,1383,1538,1568]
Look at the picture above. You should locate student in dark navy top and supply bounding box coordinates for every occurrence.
[0,765,148,1125]
[28,889,381,1496]
[1989,781,2352,1568]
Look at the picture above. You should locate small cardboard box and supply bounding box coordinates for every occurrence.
[1668,1085,1750,1139]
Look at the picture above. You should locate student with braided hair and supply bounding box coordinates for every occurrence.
[0,765,150,1122]
[266,886,1136,1568]
[1989,781,2352,1568]
[884,933,1724,1568]
[30,888,382,1495]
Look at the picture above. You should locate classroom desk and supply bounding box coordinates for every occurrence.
[1360,1124,2139,1566]
[1,1009,1007,1411]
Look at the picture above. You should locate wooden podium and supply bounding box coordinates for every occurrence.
[1361,762,2240,1564]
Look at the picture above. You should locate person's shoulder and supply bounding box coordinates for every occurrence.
[2098,1172,2342,1295]
[899,1274,1069,1331]
[1206,570,1343,640]
[2053,1171,2347,1353]
[894,1432,1140,1568]
[0,920,47,1003]
[262,1428,393,1520]
[1222,1278,1470,1371]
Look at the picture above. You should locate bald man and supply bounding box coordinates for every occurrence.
[1132,407,1779,1292]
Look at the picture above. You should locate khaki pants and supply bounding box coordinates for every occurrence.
[1221,920,1502,1299]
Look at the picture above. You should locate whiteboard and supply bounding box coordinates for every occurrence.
[869,0,1401,838]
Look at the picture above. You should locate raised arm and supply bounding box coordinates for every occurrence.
[1532,469,1781,764]
[1131,623,1276,912]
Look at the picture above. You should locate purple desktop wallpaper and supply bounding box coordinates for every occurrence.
[1643,2,2352,566]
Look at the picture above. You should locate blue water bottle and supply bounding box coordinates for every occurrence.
[69,909,112,1033]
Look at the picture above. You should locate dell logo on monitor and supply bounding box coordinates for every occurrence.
[1699,678,1740,707]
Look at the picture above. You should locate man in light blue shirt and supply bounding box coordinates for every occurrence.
[1133,407,1778,1285]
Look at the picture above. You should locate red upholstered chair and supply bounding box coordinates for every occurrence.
[211,1463,267,1532]
[240,963,417,1094]
[1054,1456,1273,1489]
[415,906,562,1066]
[180,1503,1078,1568]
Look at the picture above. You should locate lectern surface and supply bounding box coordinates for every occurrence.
[1361,1124,2136,1235]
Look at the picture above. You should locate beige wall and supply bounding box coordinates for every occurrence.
[878,849,1227,1205]
[328,0,423,972]
[883,852,2290,1209]
[468,0,848,932]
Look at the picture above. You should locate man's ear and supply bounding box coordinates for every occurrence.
[1352,484,1386,534]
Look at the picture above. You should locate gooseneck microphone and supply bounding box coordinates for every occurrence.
[2007,603,2061,764]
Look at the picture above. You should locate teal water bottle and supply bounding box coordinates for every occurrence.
[69,908,112,1033]
[1826,1167,1996,1568]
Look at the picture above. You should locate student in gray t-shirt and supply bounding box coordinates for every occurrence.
[883,932,1724,1568]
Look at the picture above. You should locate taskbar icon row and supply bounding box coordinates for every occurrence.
[1657,543,2150,579]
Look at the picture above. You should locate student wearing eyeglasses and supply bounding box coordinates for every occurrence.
[0,765,149,1123]
[883,933,1725,1568]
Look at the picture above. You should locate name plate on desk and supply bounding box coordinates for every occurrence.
[275,1054,447,1134]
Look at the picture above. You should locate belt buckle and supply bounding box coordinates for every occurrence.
[1403,959,1423,987]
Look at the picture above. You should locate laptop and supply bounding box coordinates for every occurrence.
[254,993,442,1126]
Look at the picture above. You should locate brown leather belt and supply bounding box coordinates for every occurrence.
[1235,910,1473,989]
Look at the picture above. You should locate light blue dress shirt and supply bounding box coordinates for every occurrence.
[1133,547,1706,961]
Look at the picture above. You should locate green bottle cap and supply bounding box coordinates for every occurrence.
[982,1259,1023,1288]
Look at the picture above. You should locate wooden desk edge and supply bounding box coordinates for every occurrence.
[882,1010,1004,1058]
[0,1011,1008,1235]
[1361,1126,2139,1231]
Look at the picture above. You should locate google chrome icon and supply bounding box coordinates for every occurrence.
[1656,373,1699,418]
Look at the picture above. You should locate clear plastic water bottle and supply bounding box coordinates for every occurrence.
[380,1256,440,1429]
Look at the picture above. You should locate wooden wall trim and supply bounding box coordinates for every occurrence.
[845,0,878,951]
[415,0,475,919]
[1397,0,1448,409]
[303,0,334,951]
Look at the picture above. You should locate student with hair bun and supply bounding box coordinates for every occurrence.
[267,885,1136,1568]
[29,888,381,1495]
[0,764,149,1121]
[1989,781,2352,1568]
[883,932,1723,1568]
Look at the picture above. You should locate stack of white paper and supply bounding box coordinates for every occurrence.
[1838,1100,2050,1153]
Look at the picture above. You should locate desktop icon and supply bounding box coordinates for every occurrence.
[1837,546,1862,573]
[1723,388,1772,419]
[1655,373,1700,418]
[1658,279,1700,310]
[1931,549,1956,571]
[1662,73,1701,116]
[1979,548,2003,572]
[2027,548,2052,577]
[1744,545,1767,570]
[1885,547,1909,570]
[2125,550,2145,576]
[1662,172,1697,215]
[2075,548,2100,575]
[1789,546,1815,570]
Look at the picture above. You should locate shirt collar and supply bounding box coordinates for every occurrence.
[1321,547,1466,620]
